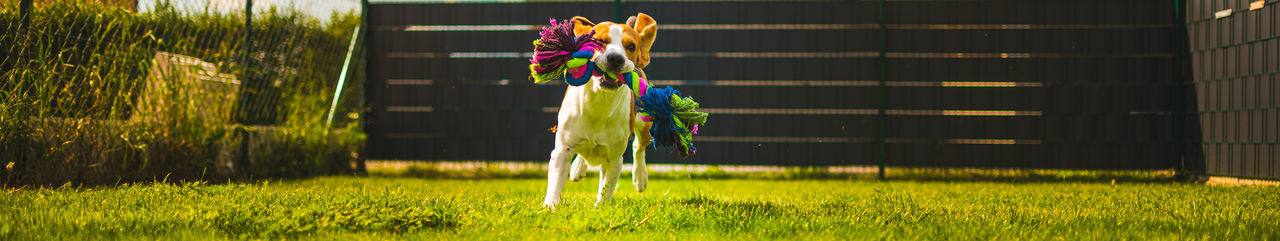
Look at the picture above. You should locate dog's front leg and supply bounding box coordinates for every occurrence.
[594,157,622,207]
[543,146,575,210]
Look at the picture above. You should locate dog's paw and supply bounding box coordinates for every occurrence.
[542,199,559,210]
[633,168,648,192]
[569,160,588,182]
[569,169,586,182]
[594,198,608,207]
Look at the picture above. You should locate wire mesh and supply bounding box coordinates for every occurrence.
[0,0,365,185]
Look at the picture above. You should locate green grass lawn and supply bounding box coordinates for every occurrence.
[1,176,1277,240]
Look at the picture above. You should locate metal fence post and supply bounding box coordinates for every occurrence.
[876,0,888,180]
[244,0,252,74]
[359,0,370,175]
[613,0,623,23]
[1172,0,1190,176]
[237,0,255,171]
[245,0,253,56]
[237,126,250,177]
[326,26,362,129]
[19,0,31,31]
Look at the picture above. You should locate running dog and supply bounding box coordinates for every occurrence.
[542,14,657,209]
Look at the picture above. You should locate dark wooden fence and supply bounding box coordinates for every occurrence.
[1186,0,1279,180]
[365,0,1195,170]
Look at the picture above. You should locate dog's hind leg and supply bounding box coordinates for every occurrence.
[594,156,622,207]
[569,154,588,182]
[543,146,575,210]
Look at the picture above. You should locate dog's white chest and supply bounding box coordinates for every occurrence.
[555,77,633,164]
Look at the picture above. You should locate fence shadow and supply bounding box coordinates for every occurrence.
[365,161,1182,183]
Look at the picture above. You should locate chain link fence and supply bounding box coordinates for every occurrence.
[0,0,366,186]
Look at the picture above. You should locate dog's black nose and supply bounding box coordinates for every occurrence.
[606,54,624,68]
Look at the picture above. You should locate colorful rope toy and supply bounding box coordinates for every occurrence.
[529,19,603,85]
[529,18,708,158]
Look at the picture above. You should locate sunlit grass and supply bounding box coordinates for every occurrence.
[1,176,1276,240]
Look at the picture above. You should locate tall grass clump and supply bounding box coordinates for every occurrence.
[0,0,365,187]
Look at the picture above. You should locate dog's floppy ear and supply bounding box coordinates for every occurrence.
[633,13,657,69]
[571,16,596,36]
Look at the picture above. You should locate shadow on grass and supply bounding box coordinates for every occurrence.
[367,161,1182,184]
[883,169,1181,184]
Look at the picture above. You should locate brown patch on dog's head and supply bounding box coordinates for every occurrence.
[570,14,657,69]
[570,16,596,37]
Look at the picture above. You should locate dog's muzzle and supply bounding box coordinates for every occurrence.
[594,53,628,89]
[605,54,625,70]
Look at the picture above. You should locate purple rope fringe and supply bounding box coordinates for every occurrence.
[530,18,603,82]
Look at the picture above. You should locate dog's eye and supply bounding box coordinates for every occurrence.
[625,43,636,51]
